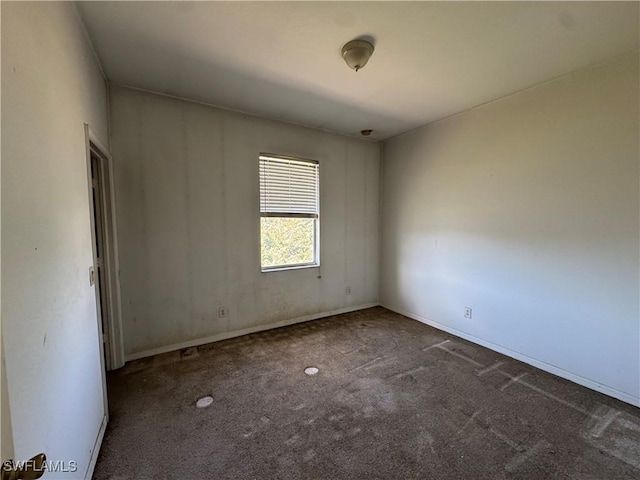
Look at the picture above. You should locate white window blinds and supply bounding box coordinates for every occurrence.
[259,154,319,218]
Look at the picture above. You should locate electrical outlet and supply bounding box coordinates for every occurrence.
[345,286,351,295]
[218,307,228,319]
[464,307,472,319]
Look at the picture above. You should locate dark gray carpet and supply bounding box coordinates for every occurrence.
[94,307,640,479]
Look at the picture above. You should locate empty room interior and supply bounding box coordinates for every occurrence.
[2,1,639,479]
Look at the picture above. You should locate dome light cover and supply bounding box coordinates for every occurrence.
[341,39,374,72]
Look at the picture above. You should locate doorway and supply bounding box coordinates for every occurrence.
[86,126,125,372]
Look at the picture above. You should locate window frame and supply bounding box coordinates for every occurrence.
[259,153,320,272]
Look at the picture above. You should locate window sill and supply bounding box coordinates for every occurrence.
[261,263,319,273]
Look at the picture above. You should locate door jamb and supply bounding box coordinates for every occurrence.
[84,124,125,371]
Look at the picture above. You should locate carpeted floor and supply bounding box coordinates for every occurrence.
[94,307,640,479]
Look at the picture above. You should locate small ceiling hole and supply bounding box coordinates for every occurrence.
[196,395,214,408]
[304,367,319,375]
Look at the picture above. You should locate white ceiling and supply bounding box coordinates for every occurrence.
[77,1,639,140]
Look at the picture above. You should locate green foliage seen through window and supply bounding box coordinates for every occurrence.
[261,217,315,268]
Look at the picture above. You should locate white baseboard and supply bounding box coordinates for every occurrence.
[125,302,380,362]
[382,303,640,408]
[85,414,107,480]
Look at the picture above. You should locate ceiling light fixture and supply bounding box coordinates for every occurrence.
[341,39,374,72]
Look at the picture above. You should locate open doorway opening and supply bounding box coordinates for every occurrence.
[85,125,124,371]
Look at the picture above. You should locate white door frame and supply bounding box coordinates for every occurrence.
[1,336,15,465]
[84,124,125,371]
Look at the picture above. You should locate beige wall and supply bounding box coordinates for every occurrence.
[2,2,109,476]
[109,86,380,358]
[381,53,639,406]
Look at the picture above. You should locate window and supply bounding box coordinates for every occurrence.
[259,154,319,271]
